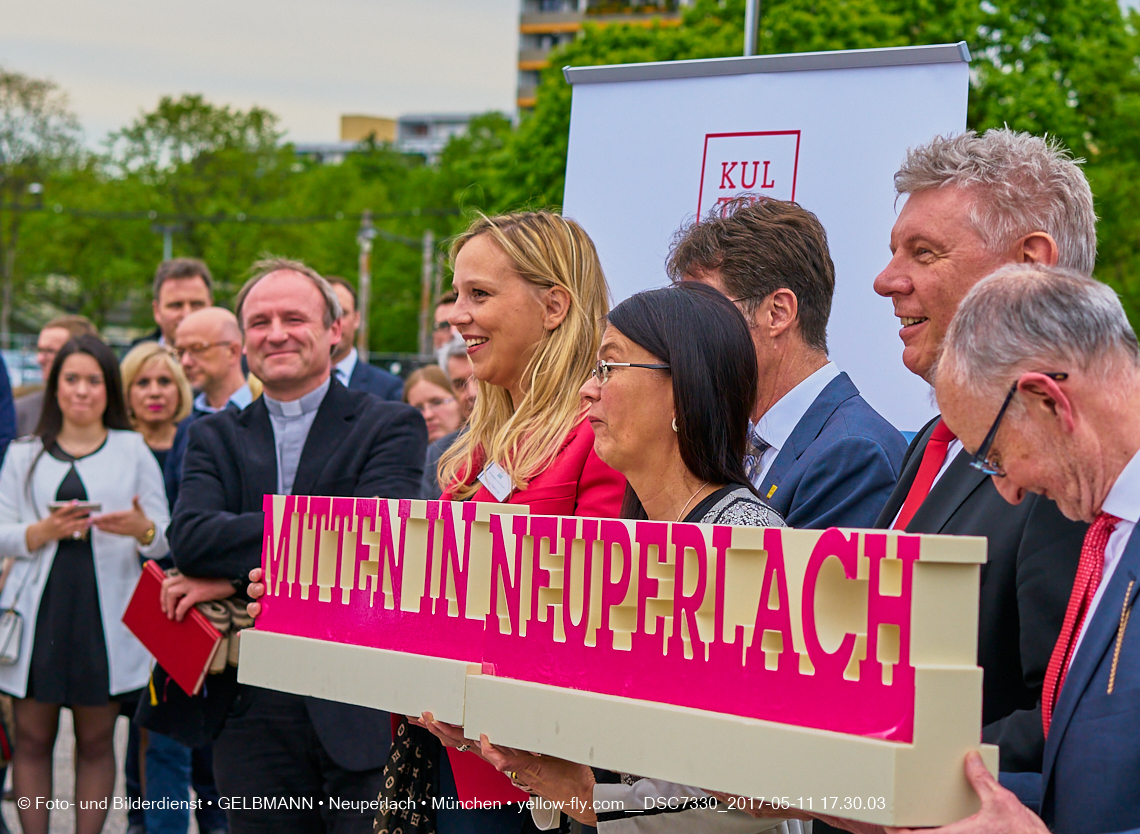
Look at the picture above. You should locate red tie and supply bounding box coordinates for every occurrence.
[893,420,957,531]
[1042,511,1119,736]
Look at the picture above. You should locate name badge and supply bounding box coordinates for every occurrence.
[477,462,514,502]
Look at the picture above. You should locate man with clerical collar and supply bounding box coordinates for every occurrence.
[166,257,426,834]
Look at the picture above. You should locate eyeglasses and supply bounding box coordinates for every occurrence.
[590,359,670,385]
[174,341,233,360]
[969,372,1068,477]
[413,396,455,414]
[433,321,453,332]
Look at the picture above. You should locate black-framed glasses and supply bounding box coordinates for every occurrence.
[969,372,1068,477]
[590,359,670,385]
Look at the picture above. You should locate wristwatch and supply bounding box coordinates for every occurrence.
[138,522,156,547]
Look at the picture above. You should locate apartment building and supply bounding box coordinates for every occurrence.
[518,0,692,109]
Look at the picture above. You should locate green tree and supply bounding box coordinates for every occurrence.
[0,67,81,343]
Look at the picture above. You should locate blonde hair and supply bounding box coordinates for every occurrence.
[438,211,610,499]
[120,342,193,427]
[404,365,454,402]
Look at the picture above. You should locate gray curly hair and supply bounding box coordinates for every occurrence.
[895,128,1096,276]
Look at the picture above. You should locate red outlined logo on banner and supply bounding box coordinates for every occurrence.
[697,131,801,219]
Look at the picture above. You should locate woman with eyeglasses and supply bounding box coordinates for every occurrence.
[120,342,194,470]
[403,365,463,443]
[0,335,170,834]
[474,282,787,834]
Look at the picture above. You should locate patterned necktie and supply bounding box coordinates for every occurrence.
[1042,510,1120,736]
[893,420,956,531]
[744,425,771,484]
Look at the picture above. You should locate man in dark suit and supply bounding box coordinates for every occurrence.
[326,276,403,401]
[163,306,253,507]
[166,258,427,834]
[872,129,1096,773]
[898,265,1140,834]
[670,197,907,529]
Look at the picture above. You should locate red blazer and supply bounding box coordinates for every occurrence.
[439,417,626,803]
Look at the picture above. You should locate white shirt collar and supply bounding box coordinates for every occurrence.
[754,362,840,452]
[335,347,358,386]
[1101,447,1140,525]
[264,376,330,418]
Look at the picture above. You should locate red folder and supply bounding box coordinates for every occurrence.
[122,560,222,696]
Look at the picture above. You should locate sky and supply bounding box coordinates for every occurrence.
[0,0,520,148]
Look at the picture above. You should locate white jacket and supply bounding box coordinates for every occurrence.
[0,431,170,697]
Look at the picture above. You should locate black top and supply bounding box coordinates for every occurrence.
[149,446,170,471]
[684,484,785,527]
[26,439,113,705]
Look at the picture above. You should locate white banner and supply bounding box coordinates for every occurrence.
[562,45,970,431]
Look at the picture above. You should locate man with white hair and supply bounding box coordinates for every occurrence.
[914,263,1140,834]
[794,265,1137,834]
[871,129,1093,775]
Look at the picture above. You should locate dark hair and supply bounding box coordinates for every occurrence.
[326,276,357,312]
[42,315,97,339]
[36,335,132,450]
[666,196,835,353]
[437,290,458,307]
[154,257,213,300]
[607,282,760,519]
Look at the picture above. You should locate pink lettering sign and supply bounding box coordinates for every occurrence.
[257,498,921,743]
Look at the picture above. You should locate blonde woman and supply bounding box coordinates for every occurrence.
[120,342,192,470]
[389,211,627,833]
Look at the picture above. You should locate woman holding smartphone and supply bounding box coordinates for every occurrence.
[0,334,170,834]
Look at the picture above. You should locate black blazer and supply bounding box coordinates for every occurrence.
[874,417,1086,772]
[168,377,427,770]
[348,358,404,401]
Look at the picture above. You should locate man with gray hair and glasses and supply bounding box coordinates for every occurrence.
[795,265,1139,834]
[914,264,1140,834]
[870,129,1093,777]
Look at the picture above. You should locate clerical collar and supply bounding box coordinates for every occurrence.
[264,376,330,418]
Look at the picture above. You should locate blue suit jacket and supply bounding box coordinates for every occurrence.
[1036,526,1140,834]
[348,359,403,401]
[757,372,907,529]
[0,354,16,464]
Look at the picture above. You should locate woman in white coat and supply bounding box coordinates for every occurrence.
[0,334,170,834]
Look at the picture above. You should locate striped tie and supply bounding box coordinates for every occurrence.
[1042,511,1119,736]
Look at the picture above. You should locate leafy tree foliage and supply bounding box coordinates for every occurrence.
[8,0,1140,349]
[0,67,81,340]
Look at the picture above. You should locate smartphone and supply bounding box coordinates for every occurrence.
[47,501,102,513]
